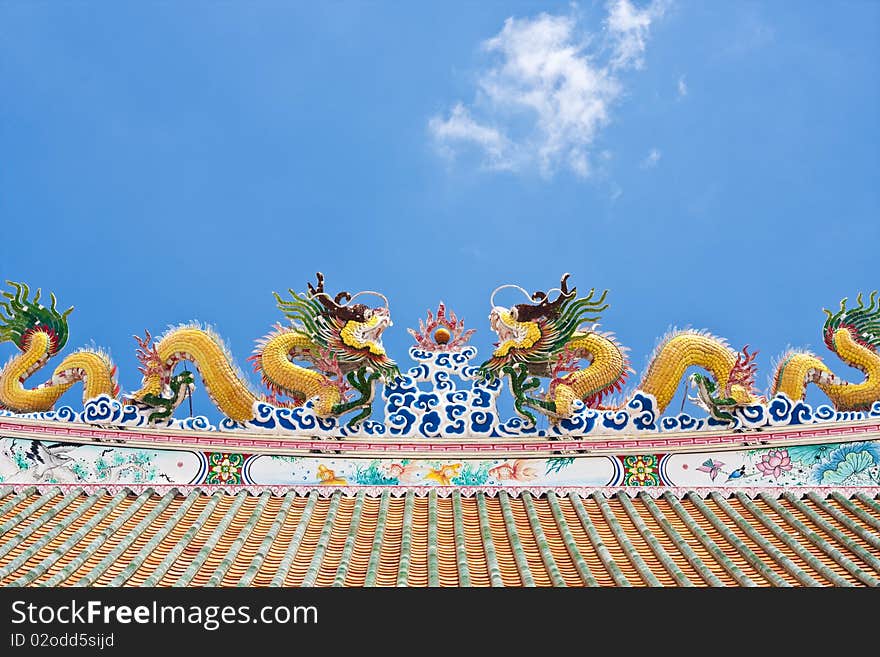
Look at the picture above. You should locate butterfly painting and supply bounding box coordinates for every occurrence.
[696,458,725,481]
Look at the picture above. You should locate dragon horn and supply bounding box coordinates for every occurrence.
[560,273,571,295]
[306,272,325,298]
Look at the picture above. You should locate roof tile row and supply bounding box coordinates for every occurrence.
[0,487,878,587]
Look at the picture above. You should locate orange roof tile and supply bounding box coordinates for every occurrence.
[1,487,878,586]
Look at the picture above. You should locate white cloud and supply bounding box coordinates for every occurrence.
[641,147,661,168]
[427,103,512,169]
[429,1,666,177]
[677,75,687,97]
[606,0,667,70]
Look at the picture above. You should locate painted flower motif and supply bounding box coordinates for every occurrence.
[623,455,660,486]
[206,452,244,484]
[755,449,792,478]
[815,442,880,485]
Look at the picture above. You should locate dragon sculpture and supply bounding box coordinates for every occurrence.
[0,275,399,426]
[0,282,119,413]
[2,274,877,430]
[479,274,880,424]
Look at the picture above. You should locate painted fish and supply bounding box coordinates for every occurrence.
[489,459,539,482]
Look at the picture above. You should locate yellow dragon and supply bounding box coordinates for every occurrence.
[478,275,880,424]
[3,275,877,429]
[0,283,119,413]
[0,275,399,426]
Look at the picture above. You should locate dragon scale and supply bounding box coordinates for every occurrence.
[773,328,880,411]
[552,331,629,417]
[637,332,754,411]
[0,330,117,413]
[130,327,351,422]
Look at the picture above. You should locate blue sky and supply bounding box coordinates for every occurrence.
[0,1,877,419]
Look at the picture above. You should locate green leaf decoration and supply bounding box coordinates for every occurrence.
[352,461,397,485]
[820,451,874,485]
[451,463,489,486]
[787,444,834,464]
[545,457,575,475]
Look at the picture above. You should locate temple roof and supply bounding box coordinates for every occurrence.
[1,487,878,586]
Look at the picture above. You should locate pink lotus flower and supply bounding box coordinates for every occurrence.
[755,449,792,478]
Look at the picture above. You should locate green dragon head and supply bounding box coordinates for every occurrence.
[478,273,609,379]
[273,272,400,382]
[0,281,73,356]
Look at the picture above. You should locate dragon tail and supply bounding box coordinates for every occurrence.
[129,325,260,422]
